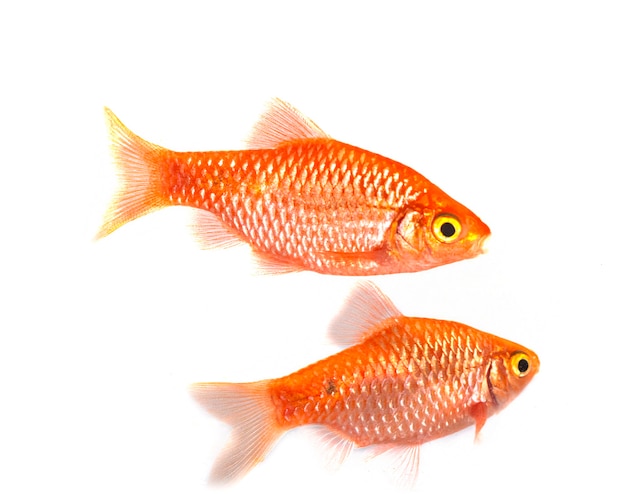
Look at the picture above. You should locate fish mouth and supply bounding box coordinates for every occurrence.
[478,234,490,255]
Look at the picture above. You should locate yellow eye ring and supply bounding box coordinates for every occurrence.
[432,214,462,243]
[511,352,531,377]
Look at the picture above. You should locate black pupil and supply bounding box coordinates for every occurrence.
[440,222,456,237]
[517,358,529,374]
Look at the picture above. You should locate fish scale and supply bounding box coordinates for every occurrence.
[271,319,491,447]
[163,141,406,271]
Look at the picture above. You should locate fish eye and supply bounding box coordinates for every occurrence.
[511,352,531,377]
[432,214,462,243]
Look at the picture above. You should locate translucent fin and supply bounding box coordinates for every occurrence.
[246,98,330,149]
[192,209,246,250]
[193,208,303,273]
[313,428,354,470]
[469,402,488,440]
[251,250,305,275]
[190,380,283,483]
[368,443,421,489]
[328,282,403,347]
[96,108,168,239]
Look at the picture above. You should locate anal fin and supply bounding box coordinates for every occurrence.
[367,442,422,488]
[251,250,304,275]
[193,209,247,250]
[312,427,354,471]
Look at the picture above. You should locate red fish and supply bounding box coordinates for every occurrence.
[191,283,539,483]
[97,99,489,275]
[97,99,490,275]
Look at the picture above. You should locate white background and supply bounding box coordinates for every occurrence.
[2,2,624,493]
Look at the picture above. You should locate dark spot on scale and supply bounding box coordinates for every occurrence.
[326,379,337,395]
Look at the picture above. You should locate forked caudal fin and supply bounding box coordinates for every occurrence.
[190,380,283,483]
[95,108,169,239]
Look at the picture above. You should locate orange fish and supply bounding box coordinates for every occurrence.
[191,283,539,483]
[97,99,490,275]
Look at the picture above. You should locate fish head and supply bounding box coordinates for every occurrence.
[486,342,540,411]
[395,191,490,271]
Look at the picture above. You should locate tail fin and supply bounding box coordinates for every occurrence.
[95,108,168,239]
[190,380,283,483]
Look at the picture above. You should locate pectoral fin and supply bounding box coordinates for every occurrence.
[469,402,488,440]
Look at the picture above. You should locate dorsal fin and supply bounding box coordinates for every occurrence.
[246,98,330,149]
[328,282,403,347]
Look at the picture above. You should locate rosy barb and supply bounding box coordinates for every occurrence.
[191,283,539,483]
[97,99,489,275]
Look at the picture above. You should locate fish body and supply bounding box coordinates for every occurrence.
[192,283,539,483]
[98,99,490,275]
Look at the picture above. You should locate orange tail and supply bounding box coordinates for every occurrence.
[95,108,169,239]
[190,380,283,483]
